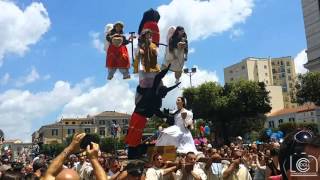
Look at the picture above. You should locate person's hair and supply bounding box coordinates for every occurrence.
[177,96,186,108]
[186,151,195,156]
[169,26,187,52]
[138,8,160,34]
[152,153,161,161]
[33,159,47,172]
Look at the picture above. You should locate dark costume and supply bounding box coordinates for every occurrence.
[125,64,180,159]
[105,22,131,80]
[138,8,160,46]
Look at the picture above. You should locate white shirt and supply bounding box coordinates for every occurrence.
[145,166,165,180]
[175,163,207,180]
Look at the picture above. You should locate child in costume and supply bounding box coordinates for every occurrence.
[133,29,160,74]
[138,8,160,46]
[125,64,181,159]
[162,26,188,84]
[105,21,131,80]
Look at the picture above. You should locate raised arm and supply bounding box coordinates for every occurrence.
[86,142,108,180]
[42,133,86,180]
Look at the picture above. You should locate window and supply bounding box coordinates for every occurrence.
[99,120,105,125]
[99,127,105,136]
[288,76,292,81]
[65,122,69,125]
[72,122,75,125]
[264,65,267,69]
[278,119,283,124]
[229,70,233,73]
[84,128,90,134]
[281,73,285,78]
[281,67,285,72]
[272,62,275,65]
[287,69,291,73]
[286,61,290,66]
[280,61,284,66]
[289,117,295,123]
[311,112,314,116]
[230,78,234,81]
[265,73,268,76]
[282,86,288,92]
[289,83,293,88]
[269,121,275,128]
[51,129,58,136]
[272,69,276,73]
[266,80,269,84]
[273,75,277,80]
[67,129,75,135]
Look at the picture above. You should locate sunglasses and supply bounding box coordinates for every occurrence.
[294,130,313,143]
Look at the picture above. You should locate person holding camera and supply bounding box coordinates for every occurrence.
[42,133,108,180]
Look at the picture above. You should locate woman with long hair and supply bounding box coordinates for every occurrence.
[155,96,198,154]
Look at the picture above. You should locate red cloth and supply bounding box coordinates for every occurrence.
[106,44,130,68]
[125,112,147,147]
[143,21,160,45]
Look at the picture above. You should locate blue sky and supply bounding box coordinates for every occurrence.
[0,0,308,141]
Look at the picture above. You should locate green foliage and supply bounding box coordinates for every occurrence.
[278,122,319,135]
[100,137,125,153]
[40,143,66,157]
[183,80,272,142]
[295,72,320,105]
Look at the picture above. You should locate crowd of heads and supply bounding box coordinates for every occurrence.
[0,129,318,180]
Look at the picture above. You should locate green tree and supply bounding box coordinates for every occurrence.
[295,72,320,105]
[183,80,271,142]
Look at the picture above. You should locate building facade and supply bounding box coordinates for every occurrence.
[301,0,320,72]
[224,57,297,112]
[32,111,131,144]
[266,104,320,130]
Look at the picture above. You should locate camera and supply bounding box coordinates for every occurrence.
[80,134,100,149]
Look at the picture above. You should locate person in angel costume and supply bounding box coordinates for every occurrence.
[162,26,189,84]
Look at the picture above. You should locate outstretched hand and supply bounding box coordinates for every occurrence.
[69,133,86,153]
[86,142,100,160]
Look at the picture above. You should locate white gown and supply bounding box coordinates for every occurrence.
[155,109,199,154]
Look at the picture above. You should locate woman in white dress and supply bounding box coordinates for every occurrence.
[156,97,198,154]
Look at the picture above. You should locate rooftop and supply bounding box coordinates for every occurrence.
[95,111,130,117]
[267,103,318,117]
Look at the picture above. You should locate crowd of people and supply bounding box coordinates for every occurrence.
[0,129,319,180]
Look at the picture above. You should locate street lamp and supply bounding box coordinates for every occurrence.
[183,67,197,87]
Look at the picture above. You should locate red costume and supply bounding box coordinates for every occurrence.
[142,21,160,46]
[106,44,130,69]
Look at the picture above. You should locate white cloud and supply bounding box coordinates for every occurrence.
[62,77,137,117]
[189,48,196,54]
[0,73,10,85]
[0,80,86,142]
[157,0,254,43]
[90,32,105,53]
[16,66,40,87]
[294,49,308,74]
[229,28,244,39]
[0,1,51,65]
